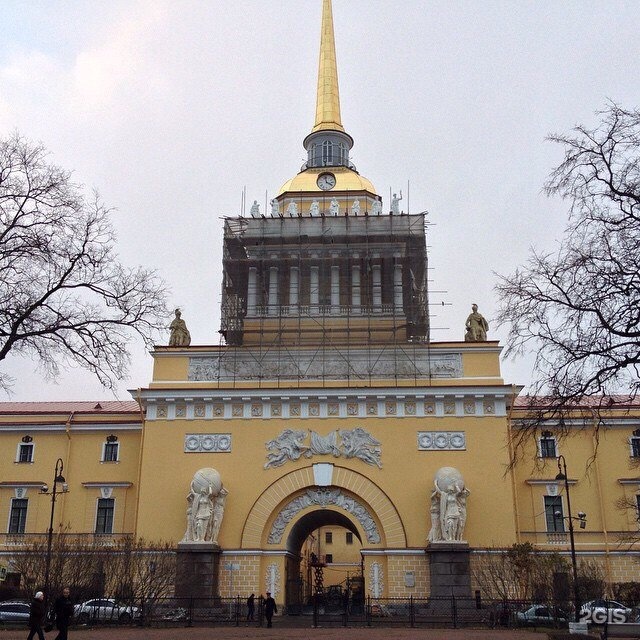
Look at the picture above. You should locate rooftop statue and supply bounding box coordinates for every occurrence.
[250,200,260,218]
[329,198,339,216]
[309,200,320,217]
[351,199,360,215]
[391,191,403,214]
[464,304,489,342]
[270,198,280,217]
[169,309,191,347]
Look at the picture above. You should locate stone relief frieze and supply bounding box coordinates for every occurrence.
[264,427,382,469]
[417,432,466,451]
[184,434,232,453]
[268,488,381,544]
[187,349,462,382]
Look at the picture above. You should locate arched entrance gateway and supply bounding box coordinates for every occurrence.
[241,465,407,612]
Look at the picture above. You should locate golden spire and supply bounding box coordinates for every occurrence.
[312,0,345,133]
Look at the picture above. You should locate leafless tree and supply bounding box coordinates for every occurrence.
[0,133,168,392]
[496,103,640,446]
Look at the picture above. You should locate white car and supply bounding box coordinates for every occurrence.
[579,599,632,624]
[73,598,140,624]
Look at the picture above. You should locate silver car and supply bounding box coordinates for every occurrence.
[0,601,30,624]
[73,598,140,624]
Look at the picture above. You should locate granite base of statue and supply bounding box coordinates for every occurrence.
[175,468,228,603]
[175,541,222,601]
[427,541,472,599]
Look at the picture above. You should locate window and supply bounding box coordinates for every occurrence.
[8,498,28,534]
[630,430,640,457]
[539,432,557,458]
[95,498,114,534]
[322,140,333,165]
[325,531,332,544]
[544,496,565,532]
[17,443,33,463]
[102,442,119,462]
[346,532,353,544]
[636,495,640,523]
[325,554,333,564]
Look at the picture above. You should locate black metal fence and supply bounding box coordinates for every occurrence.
[65,595,574,629]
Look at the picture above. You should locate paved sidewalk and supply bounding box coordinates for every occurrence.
[0,627,549,640]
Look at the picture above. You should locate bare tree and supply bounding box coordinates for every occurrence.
[496,103,640,442]
[0,133,168,392]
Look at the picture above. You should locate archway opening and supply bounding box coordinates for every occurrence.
[284,509,364,615]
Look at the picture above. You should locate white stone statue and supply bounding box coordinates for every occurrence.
[428,466,469,543]
[250,200,260,218]
[182,468,228,544]
[464,304,489,342]
[309,200,320,217]
[270,198,280,217]
[351,199,360,215]
[329,198,339,216]
[371,200,382,216]
[286,201,298,217]
[391,191,403,215]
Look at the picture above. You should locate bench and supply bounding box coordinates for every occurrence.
[601,623,640,639]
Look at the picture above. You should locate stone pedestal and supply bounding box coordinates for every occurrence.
[175,542,221,601]
[427,541,471,598]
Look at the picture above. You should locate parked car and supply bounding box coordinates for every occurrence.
[0,601,30,624]
[579,599,632,624]
[516,604,568,627]
[73,598,140,624]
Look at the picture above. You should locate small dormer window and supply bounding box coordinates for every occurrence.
[538,431,557,458]
[630,430,640,458]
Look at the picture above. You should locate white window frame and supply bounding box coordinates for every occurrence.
[537,434,557,459]
[101,441,120,463]
[95,497,115,535]
[15,442,34,463]
[629,436,640,458]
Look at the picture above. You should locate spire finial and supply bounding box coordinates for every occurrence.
[312,0,345,133]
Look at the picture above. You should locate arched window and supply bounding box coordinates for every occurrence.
[339,143,347,165]
[322,140,333,165]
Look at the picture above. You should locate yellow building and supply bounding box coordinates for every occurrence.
[1,0,639,607]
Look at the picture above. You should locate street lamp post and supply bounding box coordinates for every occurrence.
[555,454,586,624]
[40,458,68,608]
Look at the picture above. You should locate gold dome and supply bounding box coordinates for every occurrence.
[278,167,376,196]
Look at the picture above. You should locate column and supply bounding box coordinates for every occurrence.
[331,262,340,314]
[394,263,403,311]
[310,266,320,308]
[289,266,299,312]
[247,267,257,316]
[352,263,361,312]
[268,266,278,315]
[372,263,382,311]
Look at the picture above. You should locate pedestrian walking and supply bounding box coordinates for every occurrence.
[54,587,74,640]
[264,591,277,628]
[27,591,46,640]
[246,593,255,622]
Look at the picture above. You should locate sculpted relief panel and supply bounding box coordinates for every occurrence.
[268,488,381,544]
[264,428,382,469]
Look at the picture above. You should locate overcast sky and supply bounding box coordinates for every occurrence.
[1,1,638,401]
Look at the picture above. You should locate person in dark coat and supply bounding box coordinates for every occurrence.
[264,592,277,628]
[54,587,73,640]
[246,593,255,622]
[27,591,46,640]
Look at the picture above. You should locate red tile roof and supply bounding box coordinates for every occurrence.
[0,401,141,415]
[514,395,640,409]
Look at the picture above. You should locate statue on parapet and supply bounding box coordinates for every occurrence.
[250,200,260,218]
[270,198,280,217]
[169,309,191,347]
[464,303,489,341]
[391,191,403,214]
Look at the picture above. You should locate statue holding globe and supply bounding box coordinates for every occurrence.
[182,468,228,544]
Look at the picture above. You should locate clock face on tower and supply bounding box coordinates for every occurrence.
[317,172,337,191]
